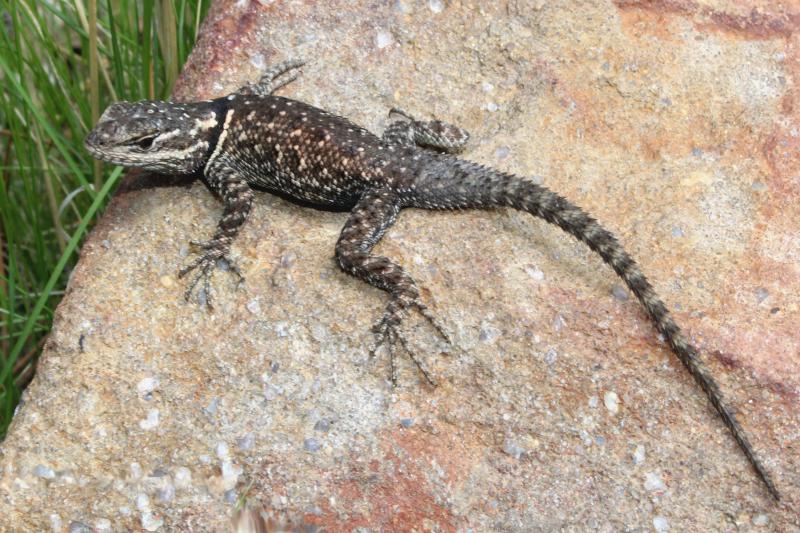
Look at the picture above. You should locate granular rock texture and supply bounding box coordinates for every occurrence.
[1,1,798,530]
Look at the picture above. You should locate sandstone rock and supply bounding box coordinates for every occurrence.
[1,1,797,530]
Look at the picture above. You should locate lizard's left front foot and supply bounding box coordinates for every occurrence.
[370,295,451,386]
[178,239,244,308]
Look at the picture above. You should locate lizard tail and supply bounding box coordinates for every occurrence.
[412,160,779,499]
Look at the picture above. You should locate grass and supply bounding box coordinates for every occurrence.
[0,0,211,439]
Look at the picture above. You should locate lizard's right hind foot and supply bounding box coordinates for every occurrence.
[369,296,451,387]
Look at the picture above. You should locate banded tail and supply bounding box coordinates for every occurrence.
[411,158,779,500]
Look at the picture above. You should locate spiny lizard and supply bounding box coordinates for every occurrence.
[85,59,779,500]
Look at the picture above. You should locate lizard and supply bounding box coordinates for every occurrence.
[85,59,779,500]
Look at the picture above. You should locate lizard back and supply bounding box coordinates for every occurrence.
[212,95,399,208]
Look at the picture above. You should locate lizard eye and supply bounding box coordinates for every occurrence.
[133,135,157,150]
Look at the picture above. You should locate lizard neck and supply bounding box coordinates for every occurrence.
[200,96,232,172]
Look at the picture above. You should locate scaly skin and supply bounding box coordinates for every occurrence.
[85,60,779,500]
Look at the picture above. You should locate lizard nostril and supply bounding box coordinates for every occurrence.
[85,131,105,148]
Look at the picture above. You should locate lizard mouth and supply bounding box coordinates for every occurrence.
[84,130,123,164]
[84,131,104,156]
[84,139,123,166]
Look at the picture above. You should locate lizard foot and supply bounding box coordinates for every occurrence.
[385,108,470,154]
[240,59,306,97]
[178,239,244,308]
[369,297,451,386]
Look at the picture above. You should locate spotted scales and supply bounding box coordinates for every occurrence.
[85,59,779,500]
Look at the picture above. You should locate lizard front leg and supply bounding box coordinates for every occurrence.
[335,188,449,385]
[179,165,254,307]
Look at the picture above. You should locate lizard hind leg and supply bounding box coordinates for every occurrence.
[240,58,305,97]
[383,108,470,154]
[335,188,450,386]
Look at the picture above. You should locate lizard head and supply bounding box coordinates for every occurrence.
[85,100,221,174]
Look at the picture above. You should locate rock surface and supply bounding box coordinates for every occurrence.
[1,0,798,530]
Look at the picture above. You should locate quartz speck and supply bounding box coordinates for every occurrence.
[216,442,230,459]
[68,521,92,533]
[375,30,393,49]
[310,323,329,342]
[141,512,164,532]
[139,409,160,430]
[136,493,150,511]
[274,322,290,337]
[204,397,220,417]
[633,444,646,465]
[653,516,669,532]
[249,52,266,70]
[173,467,192,489]
[603,391,619,414]
[34,464,56,479]
[220,461,243,490]
[611,284,628,301]
[264,384,281,401]
[752,514,769,526]
[237,432,255,451]
[525,266,544,280]
[157,483,175,503]
[479,322,502,343]
[428,0,444,13]
[137,377,158,396]
[246,298,262,314]
[645,471,666,492]
[502,439,525,459]
[756,287,769,303]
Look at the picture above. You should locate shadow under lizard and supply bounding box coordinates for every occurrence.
[85,59,779,500]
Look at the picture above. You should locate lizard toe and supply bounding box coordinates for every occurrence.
[178,245,245,308]
[368,300,442,387]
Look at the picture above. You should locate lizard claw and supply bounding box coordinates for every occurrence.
[178,240,244,308]
[413,300,452,346]
[388,107,416,121]
[369,297,451,386]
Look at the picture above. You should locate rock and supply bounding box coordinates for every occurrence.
[1,0,797,530]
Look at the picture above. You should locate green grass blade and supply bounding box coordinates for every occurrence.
[1,166,123,387]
